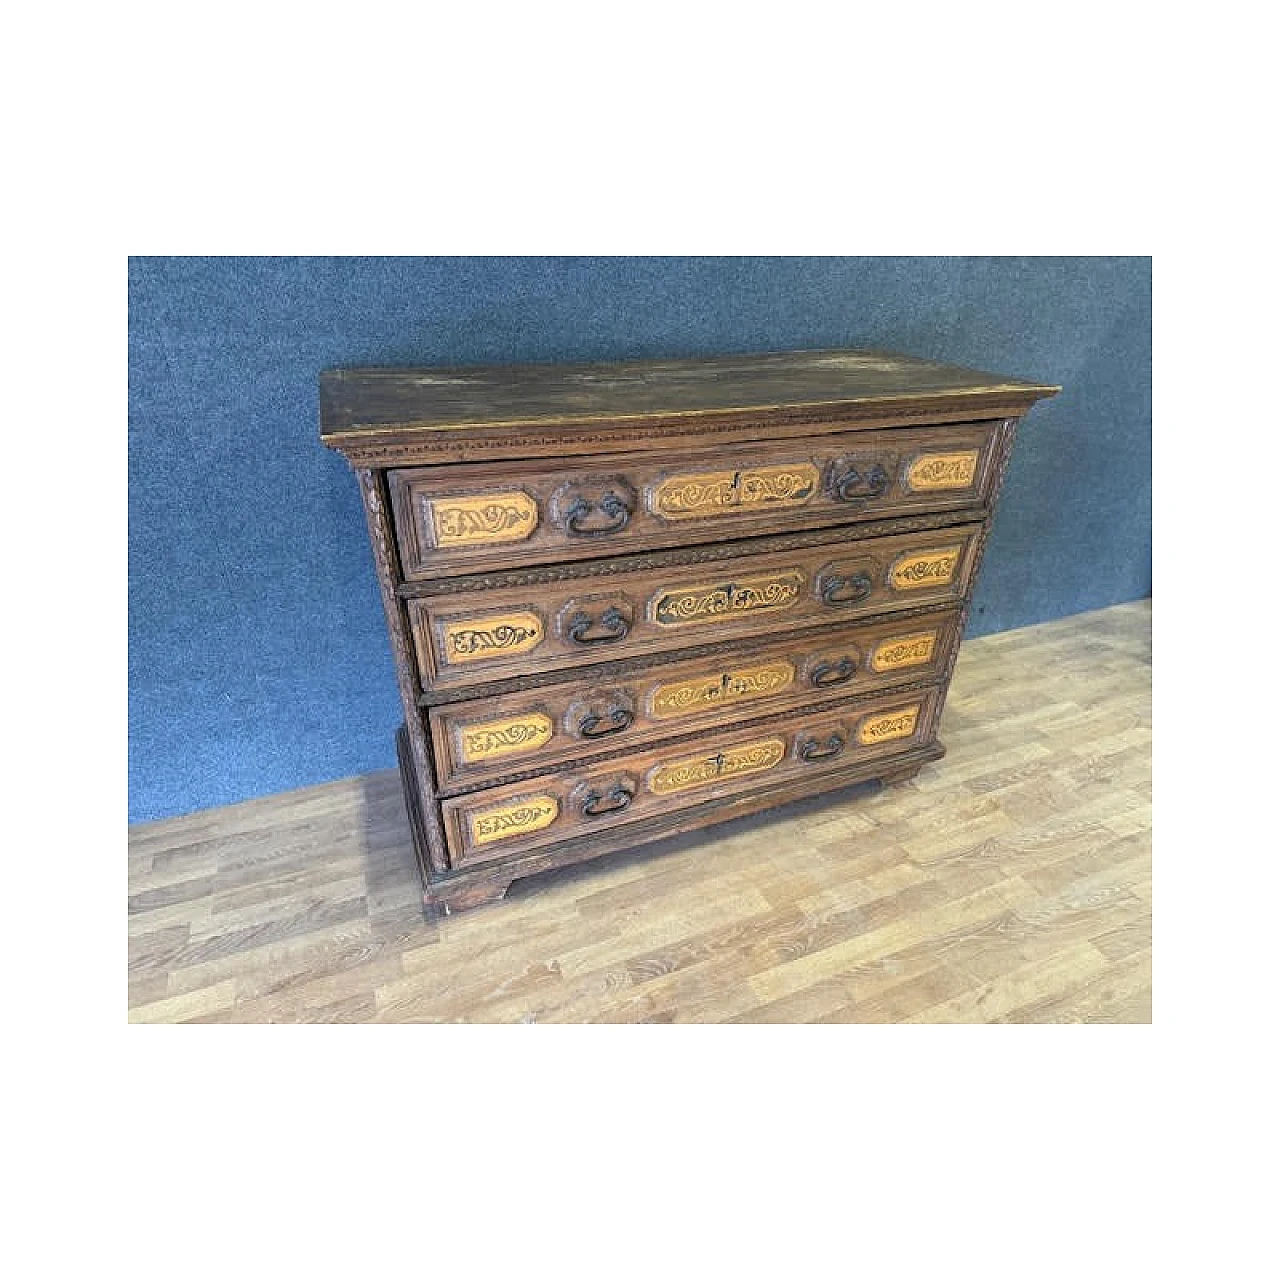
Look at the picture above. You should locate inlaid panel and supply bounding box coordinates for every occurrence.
[457,713,555,765]
[388,422,1000,579]
[858,705,921,744]
[427,605,962,791]
[467,794,559,847]
[870,631,938,673]
[650,571,806,627]
[650,659,797,719]
[427,491,538,548]
[888,546,963,591]
[438,612,543,664]
[410,522,983,691]
[650,464,820,518]
[647,737,788,795]
[905,450,980,492]
[440,684,944,867]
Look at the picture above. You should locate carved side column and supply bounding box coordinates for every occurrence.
[356,467,449,877]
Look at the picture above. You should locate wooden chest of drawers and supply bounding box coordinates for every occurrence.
[320,349,1058,913]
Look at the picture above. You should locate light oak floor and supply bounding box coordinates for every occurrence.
[128,599,1152,1023]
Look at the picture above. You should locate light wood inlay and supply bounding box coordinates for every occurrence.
[889,546,962,590]
[440,612,543,664]
[469,795,559,846]
[428,491,538,547]
[127,601,1151,1024]
[857,705,922,745]
[651,464,820,518]
[906,450,980,491]
[871,631,938,672]
[458,713,554,764]
[650,570,805,627]
[647,737,788,796]
[649,660,796,719]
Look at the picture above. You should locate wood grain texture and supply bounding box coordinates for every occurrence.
[127,599,1151,1023]
[320,348,1057,435]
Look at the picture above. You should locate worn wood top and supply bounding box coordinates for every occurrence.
[319,348,1059,440]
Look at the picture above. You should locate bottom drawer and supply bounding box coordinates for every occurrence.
[441,684,943,868]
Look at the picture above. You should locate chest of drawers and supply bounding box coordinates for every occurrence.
[320,349,1058,913]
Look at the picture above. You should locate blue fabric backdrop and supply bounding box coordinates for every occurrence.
[128,256,1151,824]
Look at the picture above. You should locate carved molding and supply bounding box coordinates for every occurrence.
[357,469,449,875]
[327,402,1036,467]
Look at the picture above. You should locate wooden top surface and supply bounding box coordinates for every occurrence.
[319,348,1059,439]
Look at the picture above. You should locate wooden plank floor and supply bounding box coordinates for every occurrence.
[128,599,1152,1023]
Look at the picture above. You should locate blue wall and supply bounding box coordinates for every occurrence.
[129,256,1151,824]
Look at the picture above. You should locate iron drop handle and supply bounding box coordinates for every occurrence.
[566,606,630,645]
[810,656,857,688]
[819,572,873,607]
[798,732,847,763]
[830,462,890,503]
[564,491,632,537]
[578,706,635,738]
[581,782,635,818]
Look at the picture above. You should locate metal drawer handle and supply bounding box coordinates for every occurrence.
[578,707,634,738]
[819,572,873,607]
[566,606,630,645]
[831,462,890,504]
[798,732,847,763]
[564,491,632,537]
[581,782,635,818]
[810,656,857,688]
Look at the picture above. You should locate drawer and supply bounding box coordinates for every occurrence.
[408,522,983,691]
[388,422,1000,579]
[441,684,944,867]
[428,605,962,792]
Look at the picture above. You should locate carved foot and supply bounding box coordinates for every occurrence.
[426,877,514,916]
[878,762,924,788]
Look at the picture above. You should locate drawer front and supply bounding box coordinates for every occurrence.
[389,422,1000,579]
[409,522,983,691]
[441,684,944,867]
[429,605,962,791]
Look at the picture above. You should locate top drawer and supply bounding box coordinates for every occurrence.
[388,421,1001,579]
